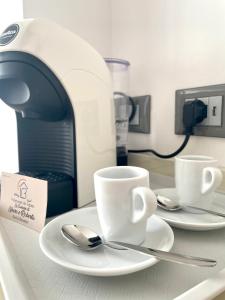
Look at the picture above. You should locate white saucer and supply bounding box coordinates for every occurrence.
[154,188,225,231]
[39,207,174,277]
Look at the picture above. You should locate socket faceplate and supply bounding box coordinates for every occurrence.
[128,95,150,133]
[175,84,225,138]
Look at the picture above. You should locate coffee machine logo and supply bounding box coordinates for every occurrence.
[17,179,28,199]
[0,24,19,46]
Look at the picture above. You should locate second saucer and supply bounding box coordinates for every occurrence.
[154,188,225,231]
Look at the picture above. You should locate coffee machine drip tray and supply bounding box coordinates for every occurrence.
[19,171,71,182]
[18,171,75,217]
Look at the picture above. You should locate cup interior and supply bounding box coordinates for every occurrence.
[95,166,147,180]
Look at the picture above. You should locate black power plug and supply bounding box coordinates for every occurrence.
[183,99,208,134]
[128,98,208,159]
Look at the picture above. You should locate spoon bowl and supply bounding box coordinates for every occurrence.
[61,224,102,250]
[157,195,181,211]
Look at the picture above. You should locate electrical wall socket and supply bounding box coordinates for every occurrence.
[128,95,150,134]
[175,84,225,138]
[184,96,223,126]
[200,96,222,126]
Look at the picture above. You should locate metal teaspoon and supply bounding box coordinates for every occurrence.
[157,194,225,217]
[61,224,216,267]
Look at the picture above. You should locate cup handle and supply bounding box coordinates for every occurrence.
[201,167,223,195]
[131,187,157,224]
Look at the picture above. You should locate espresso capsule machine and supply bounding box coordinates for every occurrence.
[0,19,116,216]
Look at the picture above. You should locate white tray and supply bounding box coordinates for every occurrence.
[1,174,225,300]
[1,209,225,300]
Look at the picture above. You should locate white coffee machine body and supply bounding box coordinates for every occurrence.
[0,19,116,213]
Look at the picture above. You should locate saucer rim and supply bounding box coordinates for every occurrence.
[39,207,174,276]
[154,188,225,231]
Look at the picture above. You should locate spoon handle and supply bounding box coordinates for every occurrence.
[110,241,216,267]
[104,242,128,251]
[186,205,225,217]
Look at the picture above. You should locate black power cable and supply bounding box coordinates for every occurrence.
[128,99,207,159]
[113,92,136,122]
[128,133,191,159]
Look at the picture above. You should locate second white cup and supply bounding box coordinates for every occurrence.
[94,166,157,245]
[175,155,223,207]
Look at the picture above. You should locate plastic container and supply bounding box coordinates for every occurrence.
[105,58,130,166]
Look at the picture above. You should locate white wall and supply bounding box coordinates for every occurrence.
[23,0,112,57]
[0,0,23,173]
[111,0,225,167]
[0,0,23,31]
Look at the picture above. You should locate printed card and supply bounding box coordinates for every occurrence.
[0,172,48,232]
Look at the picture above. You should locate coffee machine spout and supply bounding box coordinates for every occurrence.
[21,111,40,119]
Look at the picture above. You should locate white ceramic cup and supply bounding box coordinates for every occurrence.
[94,166,157,244]
[175,155,223,207]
